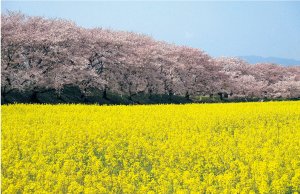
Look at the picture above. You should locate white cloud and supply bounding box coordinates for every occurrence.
[184,32,193,39]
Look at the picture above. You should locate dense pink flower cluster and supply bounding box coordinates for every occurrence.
[2,11,300,100]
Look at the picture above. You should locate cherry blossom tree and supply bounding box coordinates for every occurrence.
[250,62,286,84]
[229,75,265,101]
[129,39,169,98]
[286,65,300,82]
[1,11,105,99]
[82,28,166,100]
[271,76,300,98]
[1,11,30,96]
[2,10,300,104]
[145,44,203,98]
[169,46,212,100]
[201,56,244,100]
[247,63,294,98]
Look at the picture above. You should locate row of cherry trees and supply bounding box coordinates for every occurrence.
[2,11,300,102]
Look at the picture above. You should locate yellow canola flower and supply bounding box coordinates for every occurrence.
[1,102,300,193]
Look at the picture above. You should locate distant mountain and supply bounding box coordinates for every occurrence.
[237,56,300,66]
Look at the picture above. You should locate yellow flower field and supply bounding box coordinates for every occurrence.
[1,102,300,193]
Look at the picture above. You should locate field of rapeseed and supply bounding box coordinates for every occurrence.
[1,102,300,194]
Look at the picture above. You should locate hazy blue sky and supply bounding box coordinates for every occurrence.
[1,1,300,61]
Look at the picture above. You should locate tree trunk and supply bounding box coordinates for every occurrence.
[185,91,190,100]
[209,94,213,98]
[128,95,132,101]
[1,85,14,101]
[148,89,152,99]
[218,92,223,101]
[103,85,108,100]
[168,90,173,101]
[128,83,132,101]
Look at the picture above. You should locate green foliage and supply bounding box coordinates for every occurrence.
[1,85,300,105]
[130,92,155,105]
[106,91,131,105]
[149,94,171,104]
